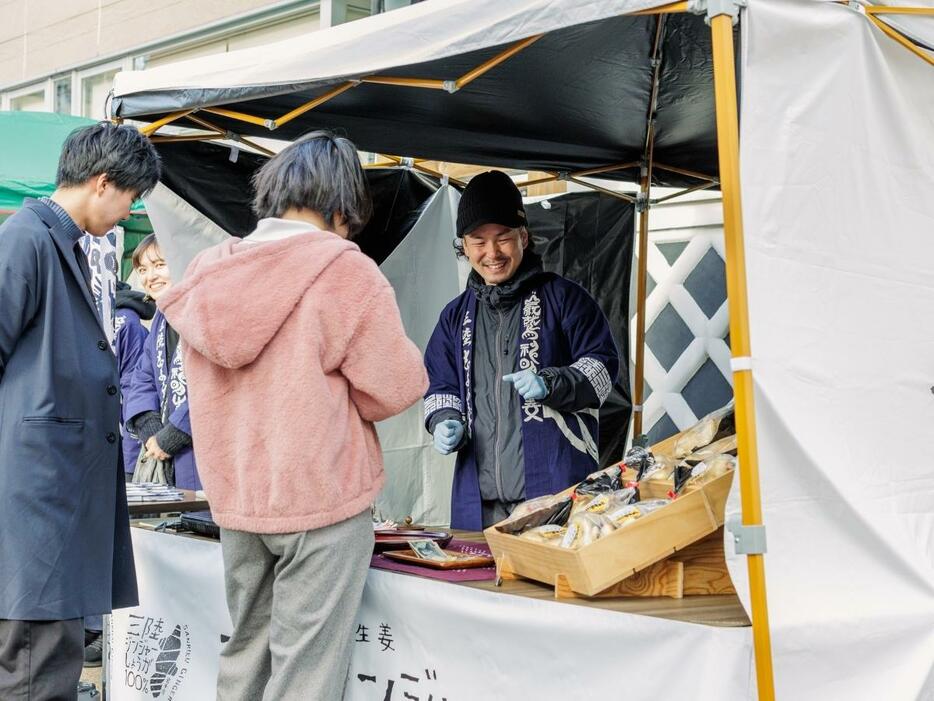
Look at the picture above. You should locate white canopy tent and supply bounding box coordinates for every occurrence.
[113,0,934,697]
[112,0,934,104]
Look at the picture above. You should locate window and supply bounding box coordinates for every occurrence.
[53,78,72,114]
[82,69,119,119]
[10,90,45,112]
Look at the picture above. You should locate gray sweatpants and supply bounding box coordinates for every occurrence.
[217,510,373,701]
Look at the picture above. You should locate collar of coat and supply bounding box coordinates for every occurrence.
[467,250,547,309]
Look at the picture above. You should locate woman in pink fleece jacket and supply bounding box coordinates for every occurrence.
[159,131,428,701]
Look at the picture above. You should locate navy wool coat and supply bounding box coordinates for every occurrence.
[0,199,137,620]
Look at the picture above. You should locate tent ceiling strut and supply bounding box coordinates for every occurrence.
[632,14,667,435]
[138,33,545,138]
[864,11,934,67]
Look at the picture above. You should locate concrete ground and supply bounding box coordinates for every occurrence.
[81,661,103,695]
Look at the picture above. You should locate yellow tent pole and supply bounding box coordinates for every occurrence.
[176,113,277,157]
[522,161,640,189]
[710,12,776,701]
[652,162,718,183]
[140,109,193,136]
[653,180,717,204]
[149,134,226,143]
[575,160,640,178]
[234,137,276,157]
[411,162,467,187]
[864,5,934,15]
[522,173,559,188]
[866,14,934,67]
[361,76,447,90]
[631,157,651,437]
[274,81,358,127]
[567,176,637,203]
[376,154,468,187]
[456,34,543,90]
[183,113,227,135]
[202,107,271,129]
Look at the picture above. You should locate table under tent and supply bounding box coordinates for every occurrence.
[110,0,934,698]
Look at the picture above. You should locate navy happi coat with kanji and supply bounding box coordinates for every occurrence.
[424,271,618,530]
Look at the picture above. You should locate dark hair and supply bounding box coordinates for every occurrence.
[131,233,161,270]
[251,130,372,237]
[452,226,535,259]
[56,122,161,197]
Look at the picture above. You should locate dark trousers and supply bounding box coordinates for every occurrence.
[481,499,521,528]
[84,615,103,633]
[0,618,84,701]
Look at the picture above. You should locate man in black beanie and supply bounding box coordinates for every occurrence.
[423,170,620,530]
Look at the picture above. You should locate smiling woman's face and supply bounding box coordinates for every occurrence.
[136,244,172,300]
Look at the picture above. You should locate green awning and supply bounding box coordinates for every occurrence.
[0,111,147,213]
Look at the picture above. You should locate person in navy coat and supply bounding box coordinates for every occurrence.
[124,234,202,490]
[424,172,619,530]
[83,280,156,668]
[0,123,160,699]
[115,280,155,479]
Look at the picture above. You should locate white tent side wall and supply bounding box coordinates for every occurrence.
[729,0,934,697]
[145,183,231,280]
[375,186,462,525]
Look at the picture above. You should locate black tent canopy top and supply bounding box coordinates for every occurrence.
[114,12,730,189]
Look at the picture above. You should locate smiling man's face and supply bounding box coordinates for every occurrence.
[463,224,528,286]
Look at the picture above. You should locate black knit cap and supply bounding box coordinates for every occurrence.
[456,170,526,237]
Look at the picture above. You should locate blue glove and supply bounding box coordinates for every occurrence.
[433,419,465,455]
[503,369,549,401]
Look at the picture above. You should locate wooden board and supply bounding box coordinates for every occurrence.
[673,528,737,596]
[485,470,735,597]
[556,560,685,600]
[452,530,749,627]
[382,549,494,570]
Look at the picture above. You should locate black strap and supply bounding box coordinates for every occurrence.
[73,241,94,296]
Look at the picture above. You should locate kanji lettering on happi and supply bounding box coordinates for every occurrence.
[356,624,370,643]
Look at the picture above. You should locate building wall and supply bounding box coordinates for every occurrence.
[0,0,374,118]
[0,0,287,87]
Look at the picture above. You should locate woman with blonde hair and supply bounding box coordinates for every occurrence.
[159,131,428,699]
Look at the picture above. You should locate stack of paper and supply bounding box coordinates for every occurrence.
[125,483,186,503]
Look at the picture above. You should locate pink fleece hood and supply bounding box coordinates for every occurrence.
[160,231,353,369]
[156,224,428,533]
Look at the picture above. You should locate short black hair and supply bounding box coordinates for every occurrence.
[251,130,372,237]
[56,122,161,197]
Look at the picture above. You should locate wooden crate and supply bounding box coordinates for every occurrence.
[484,469,734,598]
